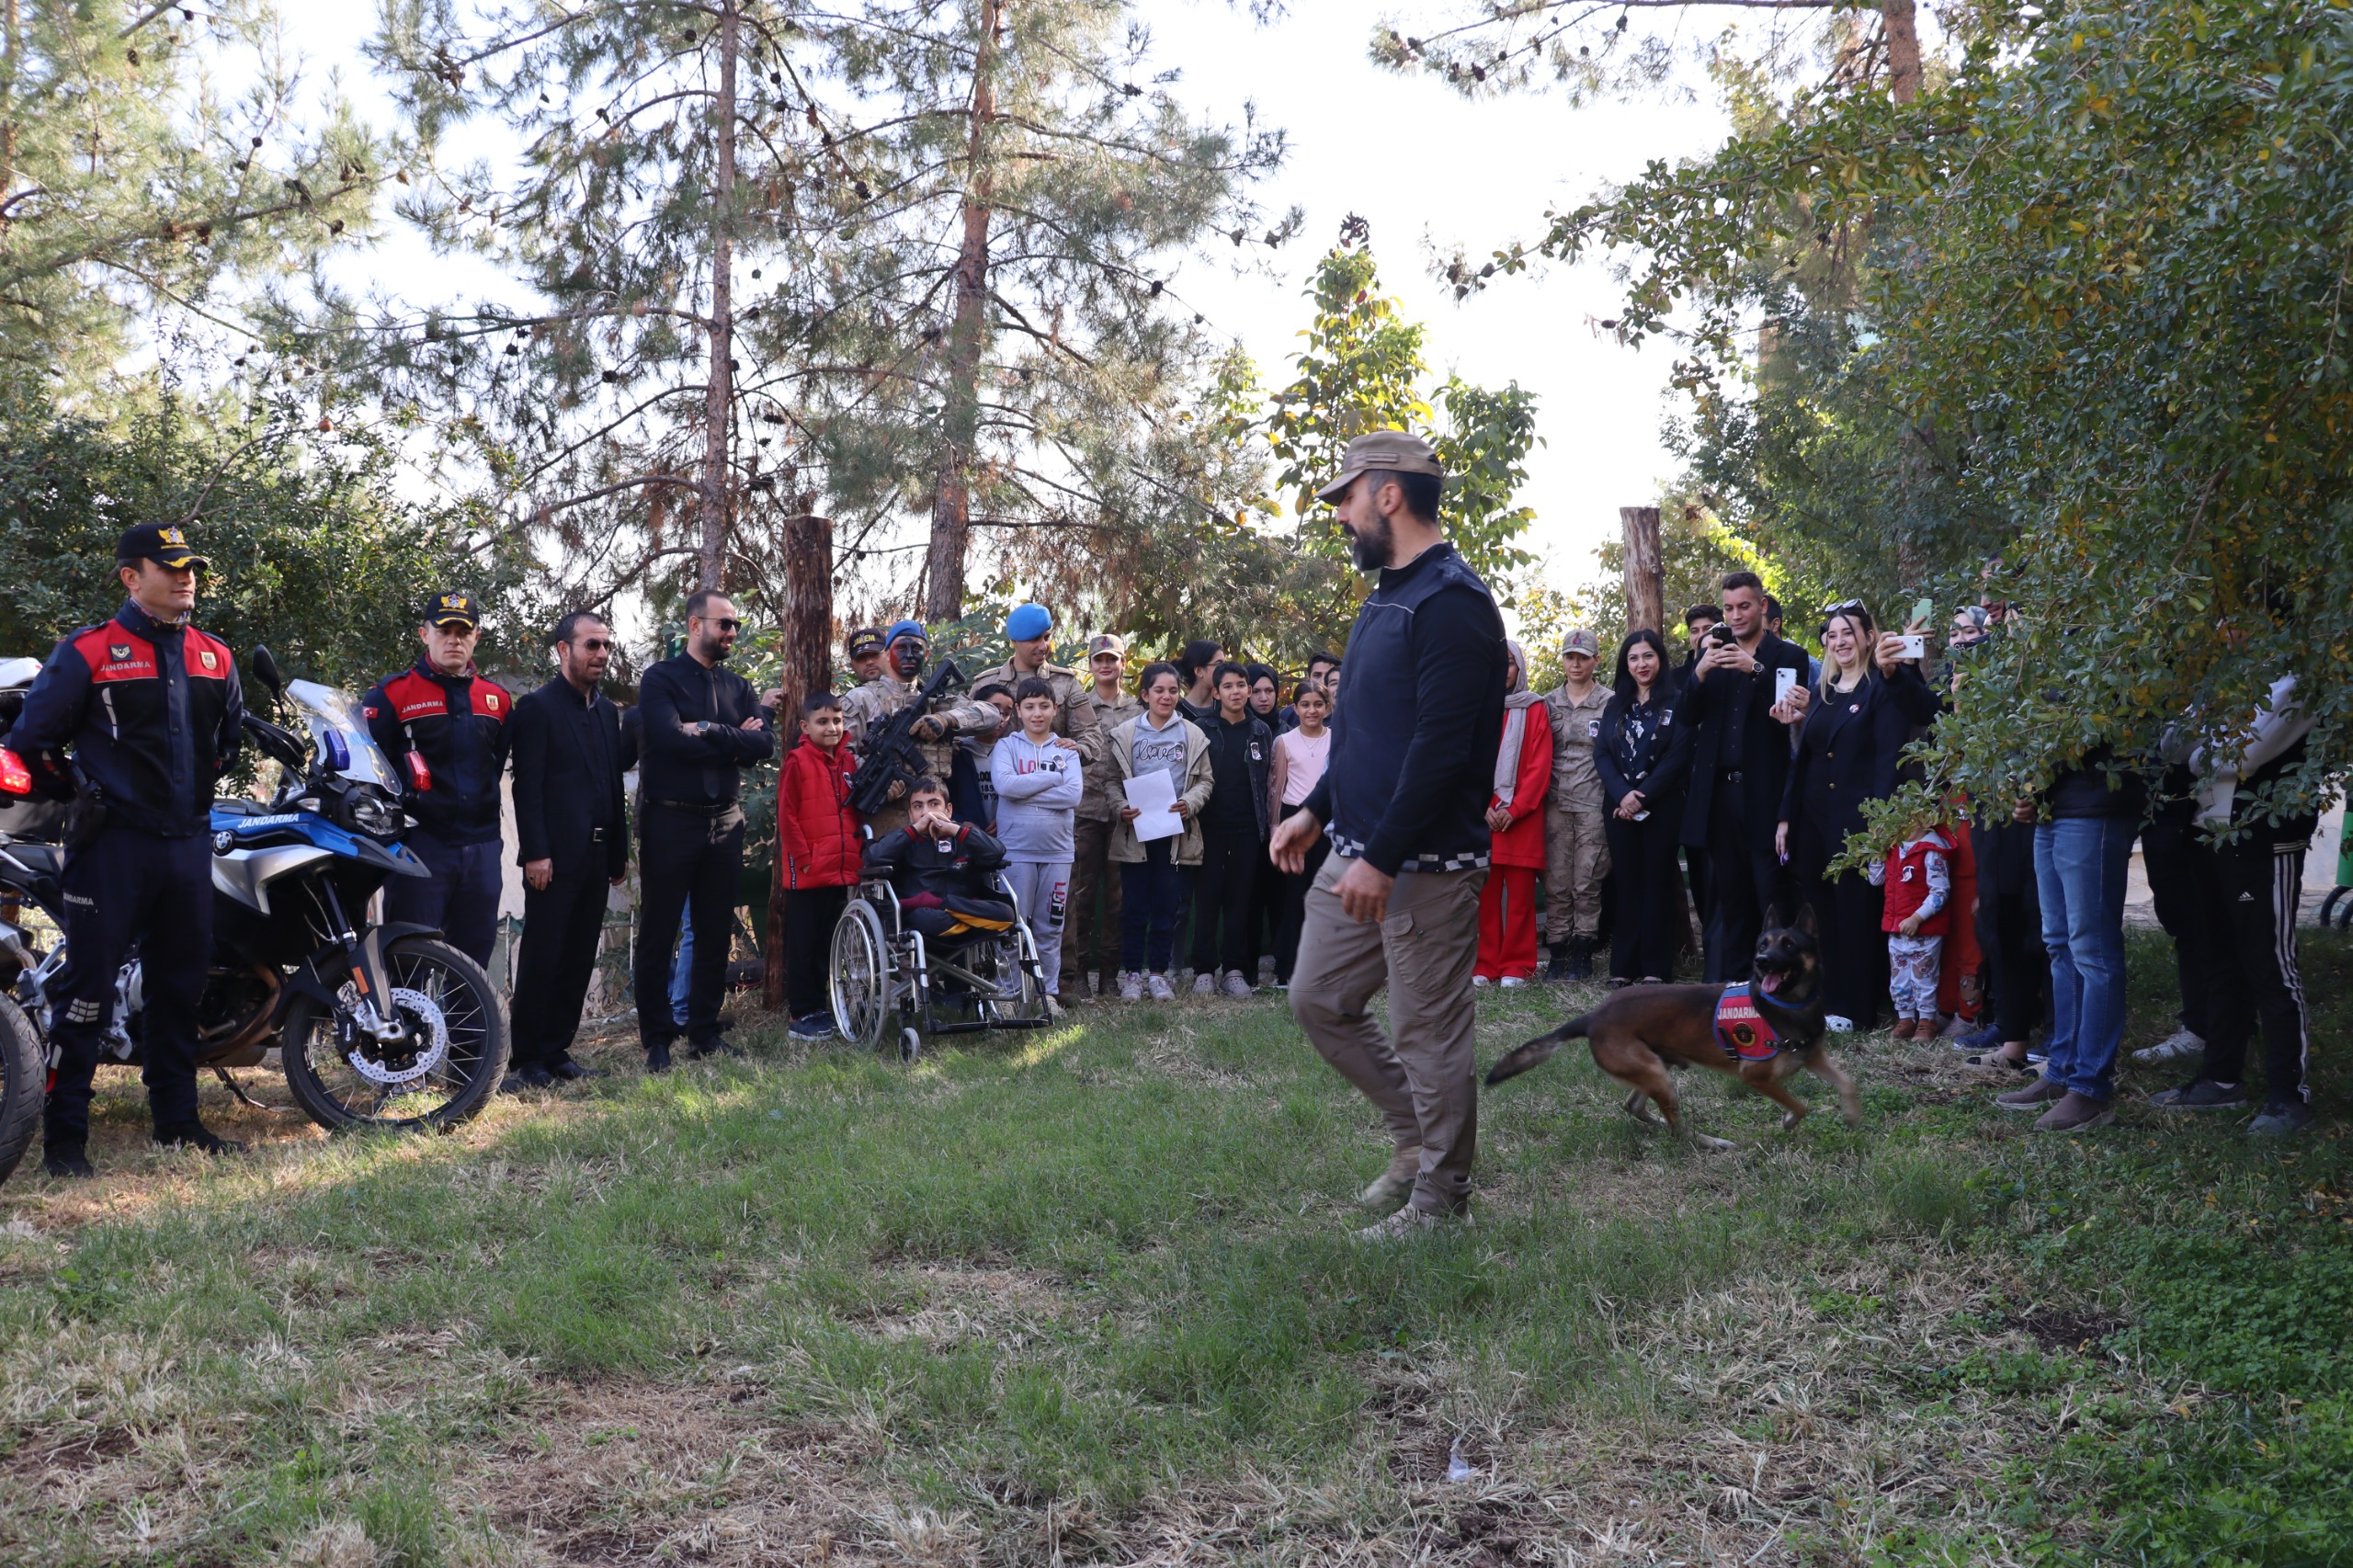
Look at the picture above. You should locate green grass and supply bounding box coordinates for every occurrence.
[2,933,2350,1564]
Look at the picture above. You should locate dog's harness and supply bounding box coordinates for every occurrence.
[1714,983,1783,1062]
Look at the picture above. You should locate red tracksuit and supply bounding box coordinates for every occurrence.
[776,737,861,1017]
[1477,702,1555,980]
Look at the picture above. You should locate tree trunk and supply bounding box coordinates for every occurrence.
[1881,0,1922,103]
[763,512,835,1011]
[1620,506,1664,635]
[698,0,740,590]
[922,0,1000,624]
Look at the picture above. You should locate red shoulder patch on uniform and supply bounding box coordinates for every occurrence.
[184,628,233,680]
[381,669,449,722]
[470,679,512,722]
[73,626,157,685]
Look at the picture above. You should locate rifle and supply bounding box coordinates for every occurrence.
[848,659,969,819]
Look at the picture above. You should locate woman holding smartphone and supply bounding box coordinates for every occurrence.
[1777,602,1913,1031]
[1596,630,1696,983]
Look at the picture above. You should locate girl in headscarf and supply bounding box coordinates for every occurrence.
[1474,640,1555,985]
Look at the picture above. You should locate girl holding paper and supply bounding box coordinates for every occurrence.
[1106,662,1214,1001]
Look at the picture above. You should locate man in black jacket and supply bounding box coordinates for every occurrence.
[363,593,513,967]
[631,589,775,1069]
[1269,431,1506,1240]
[1679,572,1813,981]
[506,610,629,1089]
[13,524,245,1175]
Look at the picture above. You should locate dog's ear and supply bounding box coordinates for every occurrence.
[1762,901,1790,933]
[1792,903,1819,939]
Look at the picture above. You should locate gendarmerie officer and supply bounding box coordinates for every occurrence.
[363,593,513,968]
[14,524,244,1176]
[505,609,629,1089]
[632,588,775,1071]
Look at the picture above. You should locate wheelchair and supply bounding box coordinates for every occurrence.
[828,869,1056,1061]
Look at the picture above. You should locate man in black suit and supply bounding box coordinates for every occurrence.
[1678,571,1814,981]
[506,609,630,1088]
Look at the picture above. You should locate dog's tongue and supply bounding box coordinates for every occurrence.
[1759,971,1782,994]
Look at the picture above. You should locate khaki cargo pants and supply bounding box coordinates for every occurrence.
[1544,803,1610,944]
[1290,856,1486,1215]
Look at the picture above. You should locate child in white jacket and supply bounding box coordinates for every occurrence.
[990,676,1086,999]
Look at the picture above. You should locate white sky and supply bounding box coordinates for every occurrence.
[276,2,1738,598]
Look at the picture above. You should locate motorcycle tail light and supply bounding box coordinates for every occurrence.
[405,751,432,791]
[0,748,30,796]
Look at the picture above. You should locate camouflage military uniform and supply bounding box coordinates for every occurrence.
[842,674,1000,837]
[970,656,1098,747]
[1541,682,1613,945]
[1063,685,1142,989]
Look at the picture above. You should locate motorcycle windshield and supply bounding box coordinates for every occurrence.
[285,680,398,790]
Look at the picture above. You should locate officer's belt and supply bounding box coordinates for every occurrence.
[645,798,739,815]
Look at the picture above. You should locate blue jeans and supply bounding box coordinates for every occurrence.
[669,922,693,1027]
[1120,840,1186,974]
[2034,816,2133,1100]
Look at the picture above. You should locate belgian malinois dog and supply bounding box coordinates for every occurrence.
[1484,912,1862,1148]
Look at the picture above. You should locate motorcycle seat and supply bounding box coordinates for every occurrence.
[0,840,63,878]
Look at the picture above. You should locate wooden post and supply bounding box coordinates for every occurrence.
[1620,506,1664,635]
[764,512,835,1011]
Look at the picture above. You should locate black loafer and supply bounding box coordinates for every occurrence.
[645,1042,675,1074]
[547,1059,605,1082]
[499,1065,556,1093]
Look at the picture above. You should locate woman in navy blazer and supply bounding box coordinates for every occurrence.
[1596,629,1696,983]
[1777,605,1914,1029]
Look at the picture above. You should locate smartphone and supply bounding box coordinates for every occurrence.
[1896,634,1927,660]
[1910,597,1934,629]
[1773,667,1798,703]
[1708,623,1736,646]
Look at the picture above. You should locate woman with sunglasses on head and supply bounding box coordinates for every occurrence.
[1595,629,1696,984]
[1776,601,1913,1033]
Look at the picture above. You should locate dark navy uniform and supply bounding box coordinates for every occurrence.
[11,526,244,1160]
[362,595,511,967]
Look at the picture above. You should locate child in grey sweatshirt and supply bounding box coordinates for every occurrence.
[989,676,1086,998]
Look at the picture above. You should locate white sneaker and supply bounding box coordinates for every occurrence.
[1498,976,1527,989]
[2133,1027,2206,1064]
[1824,1015,1855,1033]
[1118,971,1143,1002]
[1146,972,1176,1001]
[1471,975,1491,988]
[1193,971,1217,995]
[1222,971,1253,999]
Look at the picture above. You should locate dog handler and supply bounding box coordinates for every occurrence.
[1270,431,1507,1239]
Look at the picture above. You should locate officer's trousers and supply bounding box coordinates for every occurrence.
[384,829,501,968]
[45,826,212,1145]
[633,802,745,1051]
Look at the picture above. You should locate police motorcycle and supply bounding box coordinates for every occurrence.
[0,646,509,1153]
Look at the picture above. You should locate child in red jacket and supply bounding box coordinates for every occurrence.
[778,693,862,1038]
[1475,641,1556,984]
[1869,824,1954,1039]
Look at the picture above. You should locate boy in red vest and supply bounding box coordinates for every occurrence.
[1870,824,1954,1039]
[777,692,861,1040]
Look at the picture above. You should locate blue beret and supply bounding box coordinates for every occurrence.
[1005,603,1052,642]
[884,619,926,646]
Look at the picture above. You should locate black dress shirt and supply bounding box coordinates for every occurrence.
[633,653,775,809]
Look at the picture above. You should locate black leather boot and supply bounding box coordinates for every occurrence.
[1565,937,1595,981]
[42,1141,95,1179]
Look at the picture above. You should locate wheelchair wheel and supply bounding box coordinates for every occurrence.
[830,900,895,1052]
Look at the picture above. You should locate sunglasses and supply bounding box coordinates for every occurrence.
[704,617,741,632]
[1826,598,1869,617]
[575,637,613,652]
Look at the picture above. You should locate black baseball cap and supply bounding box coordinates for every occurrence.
[846,627,885,660]
[423,591,481,631]
[116,523,207,571]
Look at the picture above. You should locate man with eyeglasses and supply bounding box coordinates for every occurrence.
[631,588,775,1071]
[505,609,630,1089]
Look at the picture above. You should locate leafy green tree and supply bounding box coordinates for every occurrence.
[1258,231,1540,643]
[0,0,381,388]
[1529,0,2353,836]
[0,389,530,685]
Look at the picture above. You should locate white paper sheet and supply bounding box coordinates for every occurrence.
[1125,767,1184,842]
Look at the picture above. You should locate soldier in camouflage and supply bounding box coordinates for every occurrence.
[841,619,1001,839]
[1540,627,1613,980]
[970,602,1098,748]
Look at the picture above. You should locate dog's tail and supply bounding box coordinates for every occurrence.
[1485,1014,1592,1087]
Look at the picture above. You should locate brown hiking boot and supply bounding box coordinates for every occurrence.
[2033,1091,2115,1134]
[1357,1146,1422,1210]
[1995,1077,2067,1112]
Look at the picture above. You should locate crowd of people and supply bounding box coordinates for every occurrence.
[10,430,2326,1191]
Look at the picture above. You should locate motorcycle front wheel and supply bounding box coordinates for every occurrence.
[0,994,45,1185]
[280,936,509,1132]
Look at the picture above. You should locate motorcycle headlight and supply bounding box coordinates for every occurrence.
[345,788,404,839]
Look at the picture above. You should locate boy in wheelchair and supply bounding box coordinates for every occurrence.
[861,776,1018,946]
